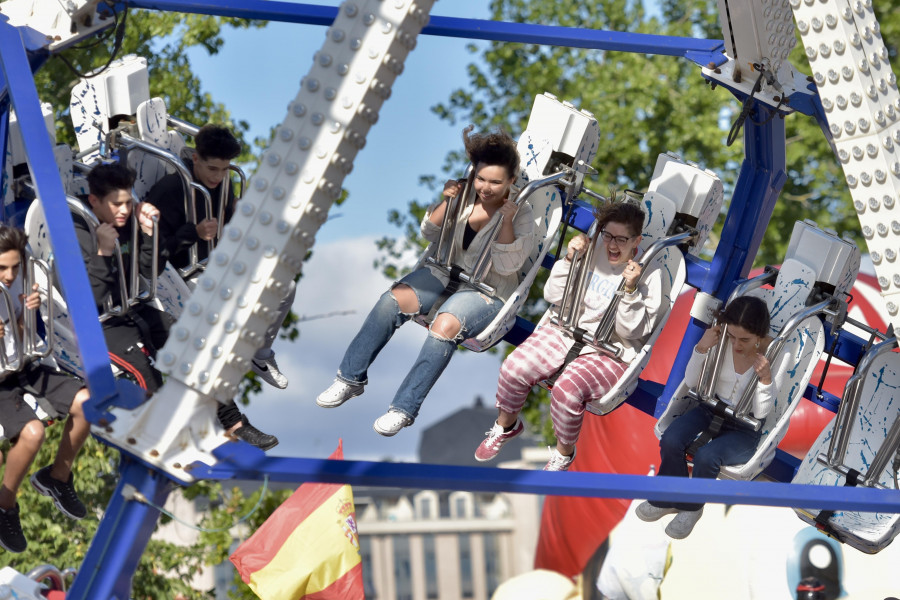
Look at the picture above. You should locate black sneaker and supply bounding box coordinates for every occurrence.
[233,417,279,451]
[30,466,87,520]
[0,503,27,553]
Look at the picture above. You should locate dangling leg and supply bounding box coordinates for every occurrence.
[376,290,501,435]
[495,326,571,427]
[474,326,572,461]
[0,414,43,553]
[336,268,444,386]
[29,382,91,520]
[636,405,712,524]
[662,425,755,540]
[252,279,297,389]
[651,405,713,510]
[546,353,628,471]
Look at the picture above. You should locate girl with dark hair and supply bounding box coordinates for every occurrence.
[636,295,776,539]
[317,127,535,436]
[473,201,665,471]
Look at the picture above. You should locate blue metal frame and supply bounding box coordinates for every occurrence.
[0,20,122,414]
[2,1,898,597]
[124,0,728,68]
[66,455,176,600]
[200,445,900,514]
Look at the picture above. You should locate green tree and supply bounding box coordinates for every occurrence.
[377,0,900,440]
[0,6,281,598]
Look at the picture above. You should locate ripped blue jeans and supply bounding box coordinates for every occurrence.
[337,267,503,420]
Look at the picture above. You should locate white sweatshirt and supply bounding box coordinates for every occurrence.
[542,242,664,363]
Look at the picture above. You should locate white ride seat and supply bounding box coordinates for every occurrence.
[23,195,190,377]
[655,260,826,479]
[563,152,724,415]
[130,97,189,201]
[654,221,859,480]
[791,339,900,554]
[412,93,599,352]
[583,189,688,415]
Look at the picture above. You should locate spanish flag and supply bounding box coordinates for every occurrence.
[230,441,363,599]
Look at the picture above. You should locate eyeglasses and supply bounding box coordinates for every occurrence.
[600,230,635,245]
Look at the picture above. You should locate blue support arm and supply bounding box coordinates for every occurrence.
[0,20,122,418]
[123,0,727,67]
[198,449,900,515]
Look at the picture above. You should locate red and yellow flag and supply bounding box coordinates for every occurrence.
[230,441,363,599]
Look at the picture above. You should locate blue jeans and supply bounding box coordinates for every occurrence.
[652,404,761,511]
[337,268,503,420]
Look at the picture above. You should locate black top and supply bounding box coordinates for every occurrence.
[72,210,161,315]
[462,220,478,251]
[143,157,234,271]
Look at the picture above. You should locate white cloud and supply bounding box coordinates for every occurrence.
[246,236,505,462]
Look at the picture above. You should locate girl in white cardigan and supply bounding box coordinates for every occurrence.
[636,295,775,539]
[317,127,534,436]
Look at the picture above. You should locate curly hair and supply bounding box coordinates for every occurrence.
[720,295,771,337]
[462,125,519,179]
[595,201,645,238]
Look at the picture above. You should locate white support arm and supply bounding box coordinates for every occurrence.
[793,0,900,328]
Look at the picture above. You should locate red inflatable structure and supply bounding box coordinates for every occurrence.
[535,271,887,577]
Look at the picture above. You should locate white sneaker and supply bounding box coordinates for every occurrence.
[252,355,288,389]
[665,507,704,539]
[316,379,364,408]
[543,447,576,471]
[635,501,680,523]
[373,410,414,437]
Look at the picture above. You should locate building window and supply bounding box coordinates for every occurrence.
[393,535,412,600]
[360,536,376,599]
[459,533,474,598]
[423,534,439,599]
[414,491,439,520]
[449,491,473,519]
[484,533,501,597]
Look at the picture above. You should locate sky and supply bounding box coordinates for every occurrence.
[185,1,508,462]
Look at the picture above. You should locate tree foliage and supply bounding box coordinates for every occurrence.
[377,0,900,441]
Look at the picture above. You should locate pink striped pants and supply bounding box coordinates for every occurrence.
[496,325,628,446]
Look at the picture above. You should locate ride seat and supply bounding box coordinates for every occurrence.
[582,189,687,415]
[129,97,189,201]
[23,196,190,377]
[791,340,900,554]
[411,93,599,352]
[654,260,828,480]
[578,153,724,415]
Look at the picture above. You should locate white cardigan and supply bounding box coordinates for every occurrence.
[420,194,534,301]
[683,342,778,419]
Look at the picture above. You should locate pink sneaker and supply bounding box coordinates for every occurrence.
[474,418,524,462]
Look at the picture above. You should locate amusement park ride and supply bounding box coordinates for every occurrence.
[0,0,900,597]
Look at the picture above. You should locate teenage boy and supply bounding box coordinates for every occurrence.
[0,225,91,553]
[145,124,294,390]
[79,163,278,450]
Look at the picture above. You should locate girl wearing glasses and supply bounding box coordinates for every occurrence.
[474,201,664,471]
[317,126,534,437]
